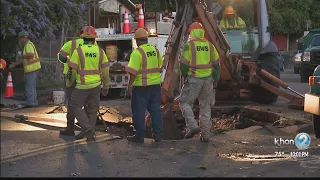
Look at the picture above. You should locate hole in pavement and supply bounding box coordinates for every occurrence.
[144,107,281,140]
[45,106,281,141]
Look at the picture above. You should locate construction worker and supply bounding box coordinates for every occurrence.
[68,26,110,141]
[125,28,163,143]
[179,22,220,142]
[9,31,41,108]
[219,6,246,31]
[57,27,98,138]
[0,59,6,108]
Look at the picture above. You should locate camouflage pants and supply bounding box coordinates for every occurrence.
[179,77,214,136]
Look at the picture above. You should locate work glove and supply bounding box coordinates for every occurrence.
[101,87,109,96]
[67,68,72,80]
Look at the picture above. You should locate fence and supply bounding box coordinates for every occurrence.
[2,37,68,92]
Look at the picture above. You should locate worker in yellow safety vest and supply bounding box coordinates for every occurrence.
[68,26,110,141]
[9,31,41,108]
[219,6,246,31]
[125,28,163,143]
[179,22,221,142]
[58,27,98,138]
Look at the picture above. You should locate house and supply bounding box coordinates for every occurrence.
[89,0,136,32]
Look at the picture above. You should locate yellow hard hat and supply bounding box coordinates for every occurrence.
[134,28,149,39]
[224,6,236,15]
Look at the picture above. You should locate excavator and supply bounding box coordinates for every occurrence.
[152,0,306,140]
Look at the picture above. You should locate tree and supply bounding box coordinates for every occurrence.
[0,0,87,61]
[268,0,313,36]
[309,0,320,29]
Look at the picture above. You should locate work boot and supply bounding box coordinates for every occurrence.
[86,130,96,142]
[60,117,75,136]
[185,127,201,139]
[199,134,210,142]
[127,135,144,143]
[59,129,75,136]
[75,131,86,140]
[153,134,162,143]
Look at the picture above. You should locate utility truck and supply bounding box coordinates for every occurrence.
[94,31,169,96]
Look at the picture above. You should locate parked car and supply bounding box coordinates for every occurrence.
[300,30,320,83]
[293,52,302,74]
[304,65,320,139]
[277,53,284,71]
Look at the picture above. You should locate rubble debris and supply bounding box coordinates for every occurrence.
[0,104,24,111]
[196,165,207,170]
[46,106,67,114]
[71,173,81,176]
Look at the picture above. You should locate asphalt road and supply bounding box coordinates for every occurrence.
[1,68,319,177]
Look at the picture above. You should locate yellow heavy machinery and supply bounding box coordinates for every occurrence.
[156,0,305,139]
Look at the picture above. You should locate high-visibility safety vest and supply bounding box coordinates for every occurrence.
[68,45,109,89]
[180,39,219,78]
[0,63,2,70]
[58,39,98,75]
[219,16,245,29]
[23,41,41,73]
[125,44,162,86]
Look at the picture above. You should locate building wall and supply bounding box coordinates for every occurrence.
[272,35,288,51]
[99,0,131,14]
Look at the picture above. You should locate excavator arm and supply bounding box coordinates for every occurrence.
[161,0,238,105]
[160,0,304,109]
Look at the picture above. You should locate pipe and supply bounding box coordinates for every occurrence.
[119,5,122,33]
[259,69,304,98]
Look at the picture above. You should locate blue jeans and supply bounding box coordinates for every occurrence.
[25,71,38,106]
[131,85,163,139]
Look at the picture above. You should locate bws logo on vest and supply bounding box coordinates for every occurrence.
[85,53,97,58]
[146,51,156,57]
[196,46,209,51]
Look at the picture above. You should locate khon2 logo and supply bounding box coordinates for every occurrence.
[274,133,311,150]
[295,133,311,150]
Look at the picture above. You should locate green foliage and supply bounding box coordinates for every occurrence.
[268,0,313,36]
[309,0,320,28]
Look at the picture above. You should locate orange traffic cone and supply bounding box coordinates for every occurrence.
[138,5,144,29]
[4,72,14,98]
[122,10,131,34]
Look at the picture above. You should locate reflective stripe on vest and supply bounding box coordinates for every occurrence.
[223,17,239,28]
[76,48,105,85]
[24,42,41,71]
[136,47,161,86]
[63,40,79,75]
[71,40,77,54]
[183,40,213,77]
[59,49,68,58]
